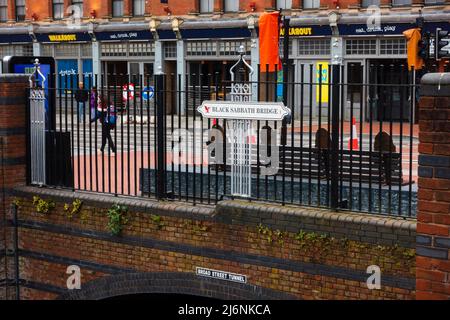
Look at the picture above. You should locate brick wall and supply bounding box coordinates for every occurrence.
[0,75,29,301]
[11,0,449,22]
[416,73,450,300]
[10,187,415,300]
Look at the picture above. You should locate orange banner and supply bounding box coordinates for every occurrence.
[259,12,282,73]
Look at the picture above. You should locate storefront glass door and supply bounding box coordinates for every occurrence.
[367,59,410,122]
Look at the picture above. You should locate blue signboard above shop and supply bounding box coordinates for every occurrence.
[94,30,153,41]
[180,28,252,39]
[338,23,415,36]
[0,34,32,43]
[338,22,450,36]
[278,25,332,37]
[36,32,91,42]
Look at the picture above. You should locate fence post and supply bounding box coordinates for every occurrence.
[155,72,166,199]
[416,72,450,300]
[330,64,340,210]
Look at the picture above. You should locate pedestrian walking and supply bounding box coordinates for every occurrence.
[92,95,117,153]
[75,82,88,121]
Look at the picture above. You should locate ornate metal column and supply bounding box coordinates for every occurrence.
[28,59,47,186]
[227,46,254,197]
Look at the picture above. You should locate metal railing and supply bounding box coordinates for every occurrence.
[26,63,419,217]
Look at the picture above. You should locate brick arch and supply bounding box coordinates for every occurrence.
[57,272,297,300]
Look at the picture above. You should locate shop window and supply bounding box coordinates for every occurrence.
[22,44,33,56]
[345,39,376,55]
[164,42,177,58]
[224,0,239,12]
[15,0,25,22]
[277,0,292,9]
[361,0,380,7]
[424,0,444,4]
[129,42,155,57]
[81,44,92,57]
[219,40,251,56]
[55,44,80,57]
[298,38,330,56]
[53,0,65,20]
[42,45,54,56]
[380,38,406,55]
[200,0,214,13]
[112,0,124,17]
[392,0,411,5]
[0,44,33,56]
[133,0,145,16]
[101,43,127,57]
[0,45,14,57]
[0,0,7,22]
[303,0,320,9]
[186,41,217,56]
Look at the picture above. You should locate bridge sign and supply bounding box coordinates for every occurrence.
[197,100,290,121]
[197,47,291,199]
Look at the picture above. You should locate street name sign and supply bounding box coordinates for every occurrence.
[196,267,247,284]
[197,100,291,121]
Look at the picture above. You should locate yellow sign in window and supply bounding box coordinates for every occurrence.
[316,62,329,104]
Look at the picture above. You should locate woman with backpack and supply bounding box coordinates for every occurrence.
[91,95,116,153]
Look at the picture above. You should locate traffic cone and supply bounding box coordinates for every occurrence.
[348,117,359,150]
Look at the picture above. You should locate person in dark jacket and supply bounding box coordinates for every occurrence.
[92,95,116,153]
[75,82,89,121]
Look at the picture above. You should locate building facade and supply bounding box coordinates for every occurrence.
[0,0,449,119]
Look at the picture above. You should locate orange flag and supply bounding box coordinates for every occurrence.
[403,28,424,71]
[259,12,282,72]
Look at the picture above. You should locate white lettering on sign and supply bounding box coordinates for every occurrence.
[197,101,290,121]
[196,267,247,284]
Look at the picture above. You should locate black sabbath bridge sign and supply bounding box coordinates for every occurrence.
[196,46,291,198]
[197,100,290,121]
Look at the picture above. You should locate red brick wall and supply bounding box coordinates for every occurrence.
[149,0,199,16]
[0,75,29,301]
[0,75,28,190]
[10,0,450,22]
[416,75,450,300]
[9,188,416,300]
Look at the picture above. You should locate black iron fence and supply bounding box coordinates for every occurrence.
[26,63,418,217]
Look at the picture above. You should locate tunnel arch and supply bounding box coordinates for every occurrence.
[57,272,297,300]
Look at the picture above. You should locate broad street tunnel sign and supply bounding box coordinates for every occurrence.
[196,267,247,284]
[197,101,291,121]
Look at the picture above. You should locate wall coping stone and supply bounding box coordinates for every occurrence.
[0,74,29,83]
[12,186,416,234]
[420,72,450,97]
